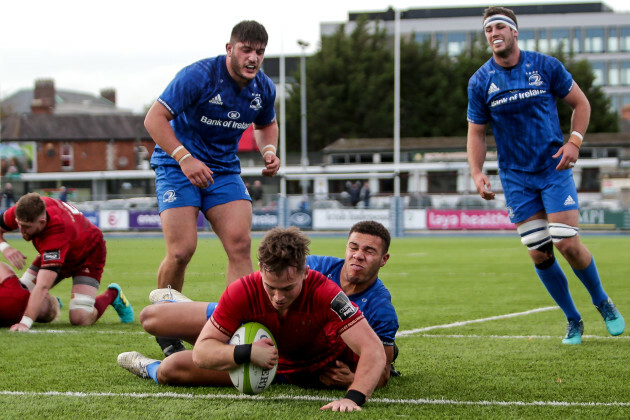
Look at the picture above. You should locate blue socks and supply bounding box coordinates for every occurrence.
[535,258,581,321]
[146,361,161,384]
[572,257,608,306]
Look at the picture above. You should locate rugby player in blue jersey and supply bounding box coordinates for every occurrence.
[117,221,399,388]
[467,6,624,344]
[144,21,280,355]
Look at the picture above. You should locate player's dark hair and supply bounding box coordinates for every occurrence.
[483,6,518,27]
[231,20,268,46]
[15,192,46,222]
[258,227,310,274]
[349,220,391,253]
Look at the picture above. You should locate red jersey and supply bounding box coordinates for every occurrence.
[211,269,365,375]
[1,197,105,276]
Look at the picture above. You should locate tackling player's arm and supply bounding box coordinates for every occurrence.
[10,268,57,332]
[320,318,386,412]
[192,318,278,371]
[144,101,214,188]
[254,120,280,177]
[467,121,495,200]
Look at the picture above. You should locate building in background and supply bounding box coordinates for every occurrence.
[321,2,630,115]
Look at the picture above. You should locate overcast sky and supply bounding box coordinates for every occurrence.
[2,0,629,113]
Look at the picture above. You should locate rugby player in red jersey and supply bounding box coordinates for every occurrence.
[118,227,385,412]
[0,193,134,331]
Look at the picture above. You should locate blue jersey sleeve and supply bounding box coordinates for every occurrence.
[158,62,208,117]
[546,56,574,99]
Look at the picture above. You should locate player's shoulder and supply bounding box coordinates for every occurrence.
[468,58,495,86]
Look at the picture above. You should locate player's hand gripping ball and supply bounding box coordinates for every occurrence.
[229,322,277,395]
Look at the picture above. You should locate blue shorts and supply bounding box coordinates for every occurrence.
[500,165,579,224]
[205,302,218,320]
[154,165,251,213]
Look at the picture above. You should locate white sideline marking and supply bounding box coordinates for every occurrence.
[0,391,629,407]
[396,306,558,337]
[417,334,630,340]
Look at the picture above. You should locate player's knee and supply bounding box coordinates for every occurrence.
[226,236,252,259]
[69,293,95,325]
[139,305,159,333]
[517,220,552,251]
[169,247,195,265]
[549,223,579,243]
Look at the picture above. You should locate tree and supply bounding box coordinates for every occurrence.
[283,23,619,153]
[285,17,393,153]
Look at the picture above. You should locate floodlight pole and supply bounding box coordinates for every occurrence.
[297,40,310,197]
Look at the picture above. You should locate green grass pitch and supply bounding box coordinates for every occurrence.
[1,233,629,419]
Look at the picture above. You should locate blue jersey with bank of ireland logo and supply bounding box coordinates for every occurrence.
[150,55,276,174]
[467,50,574,172]
[306,255,399,346]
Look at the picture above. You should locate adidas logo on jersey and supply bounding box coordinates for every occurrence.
[564,195,576,206]
[487,83,500,94]
[209,94,223,105]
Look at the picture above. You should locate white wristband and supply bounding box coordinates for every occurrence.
[170,145,185,158]
[261,145,277,157]
[0,242,10,252]
[571,131,584,141]
[178,153,192,164]
[20,315,33,328]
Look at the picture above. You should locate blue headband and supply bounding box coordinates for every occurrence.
[483,15,518,31]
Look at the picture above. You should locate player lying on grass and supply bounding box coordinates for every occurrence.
[122,220,398,388]
[0,193,134,331]
[0,261,60,327]
[119,226,386,412]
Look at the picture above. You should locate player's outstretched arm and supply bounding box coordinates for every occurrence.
[321,318,385,412]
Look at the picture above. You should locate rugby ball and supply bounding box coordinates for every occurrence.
[228,322,278,395]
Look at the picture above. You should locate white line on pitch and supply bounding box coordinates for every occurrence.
[416,333,630,340]
[1,390,629,408]
[396,306,559,337]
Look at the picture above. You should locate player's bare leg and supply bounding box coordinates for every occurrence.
[158,206,200,291]
[140,301,210,345]
[157,350,232,386]
[206,200,254,285]
[69,283,99,326]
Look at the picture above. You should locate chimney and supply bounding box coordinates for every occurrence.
[100,88,116,105]
[31,79,55,114]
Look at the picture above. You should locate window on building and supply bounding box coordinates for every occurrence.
[446,32,467,56]
[572,28,583,53]
[517,30,536,51]
[428,171,457,193]
[621,61,630,86]
[60,143,73,171]
[608,27,619,52]
[579,167,600,192]
[584,28,605,53]
[436,33,445,55]
[550,29,570,54]
[591,62,606,86]
[609,62,620,87]
[538,29,550,54]
[414,33,431,46]
[621,27,630,52]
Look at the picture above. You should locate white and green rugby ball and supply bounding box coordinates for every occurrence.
[228,322,278,395]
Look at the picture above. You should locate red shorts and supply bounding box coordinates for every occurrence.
[0,276,30,327]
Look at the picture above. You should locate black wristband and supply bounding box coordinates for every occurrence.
[344,389,366,406]
[233,344,252,364]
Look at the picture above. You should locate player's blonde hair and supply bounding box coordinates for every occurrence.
[258,227,310,274]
